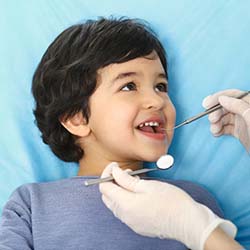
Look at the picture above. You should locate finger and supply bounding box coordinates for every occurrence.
[242,108,250,121]
[99,178,132,204]
[134,175,140,180]
[219,96,250,126]
[112,166,141,192]
[100,162,119,178]
[124,169,140,180]
[210,113,235,134]
[221,113,235,126]
[208,109,225,123]
[206,91,249,123]
[125,169,132,173]
[210,111,235,125]
[202,89,244,109]
[99,162,127,197]
[210,120,223,135]
[211,124,235,137]
[209,109,235,125]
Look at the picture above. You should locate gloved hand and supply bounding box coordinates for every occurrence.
[202,89,250,152]
[99,163,237,250]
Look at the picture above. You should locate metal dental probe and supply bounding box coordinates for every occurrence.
[163,90,250,131]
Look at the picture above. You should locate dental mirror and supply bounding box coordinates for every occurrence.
[84,154,174,186]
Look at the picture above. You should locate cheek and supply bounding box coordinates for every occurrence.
[170,104,176,124]
[90,100,136,135]
[108,104,136,131]
[166,102,176,143]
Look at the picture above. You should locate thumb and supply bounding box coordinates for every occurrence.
[101,162,119,178]
[219,96,250,124]
[112,166,141,192]
[202,95,214,109]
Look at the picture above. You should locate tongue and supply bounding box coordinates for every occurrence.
[138,126,155,133]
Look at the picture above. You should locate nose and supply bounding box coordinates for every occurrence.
[141,89,166,110]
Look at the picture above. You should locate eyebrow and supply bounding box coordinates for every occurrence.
[111,72,137,83]
[111,71,167,84]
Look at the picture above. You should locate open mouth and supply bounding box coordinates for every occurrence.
[136,121,165,134]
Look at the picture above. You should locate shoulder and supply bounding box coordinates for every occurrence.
[153,178,224,217]
[4,178,74,209]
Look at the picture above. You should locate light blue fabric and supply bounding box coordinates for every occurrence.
[0,0,249,248]
[0,177,223,250]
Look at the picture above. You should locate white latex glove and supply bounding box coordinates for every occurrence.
[99,163,237,250]
[202,89,250,152]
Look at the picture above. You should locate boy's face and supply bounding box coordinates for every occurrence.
[85,52,176,164]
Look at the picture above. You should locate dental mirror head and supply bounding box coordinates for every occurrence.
[156,154,174,169]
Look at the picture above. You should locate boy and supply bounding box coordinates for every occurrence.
[0,17,225,250]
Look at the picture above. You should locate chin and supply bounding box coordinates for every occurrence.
[142,149,168,162]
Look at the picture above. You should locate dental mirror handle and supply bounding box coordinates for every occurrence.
[84,155,174,186]
[84,168,157,186]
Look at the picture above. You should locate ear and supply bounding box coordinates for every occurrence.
[60,112,90,137]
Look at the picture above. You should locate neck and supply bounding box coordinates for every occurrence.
[77,154,143,176]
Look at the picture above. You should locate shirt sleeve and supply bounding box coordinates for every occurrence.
[0,185,33,250]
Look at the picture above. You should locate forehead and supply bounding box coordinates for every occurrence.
[97,53,166,84]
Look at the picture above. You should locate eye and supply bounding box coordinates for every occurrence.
[120,82,137,91]
[155,83,168,92]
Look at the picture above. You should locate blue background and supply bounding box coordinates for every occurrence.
[0,0,250,248]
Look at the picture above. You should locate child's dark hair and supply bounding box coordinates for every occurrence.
[32,17,168,162]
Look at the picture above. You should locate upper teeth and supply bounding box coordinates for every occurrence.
[139,122,159,128]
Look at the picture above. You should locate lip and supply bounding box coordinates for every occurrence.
[136,116,166,141]
[137,130,166,140]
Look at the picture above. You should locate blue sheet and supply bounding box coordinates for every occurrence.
[0,0,250,248]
